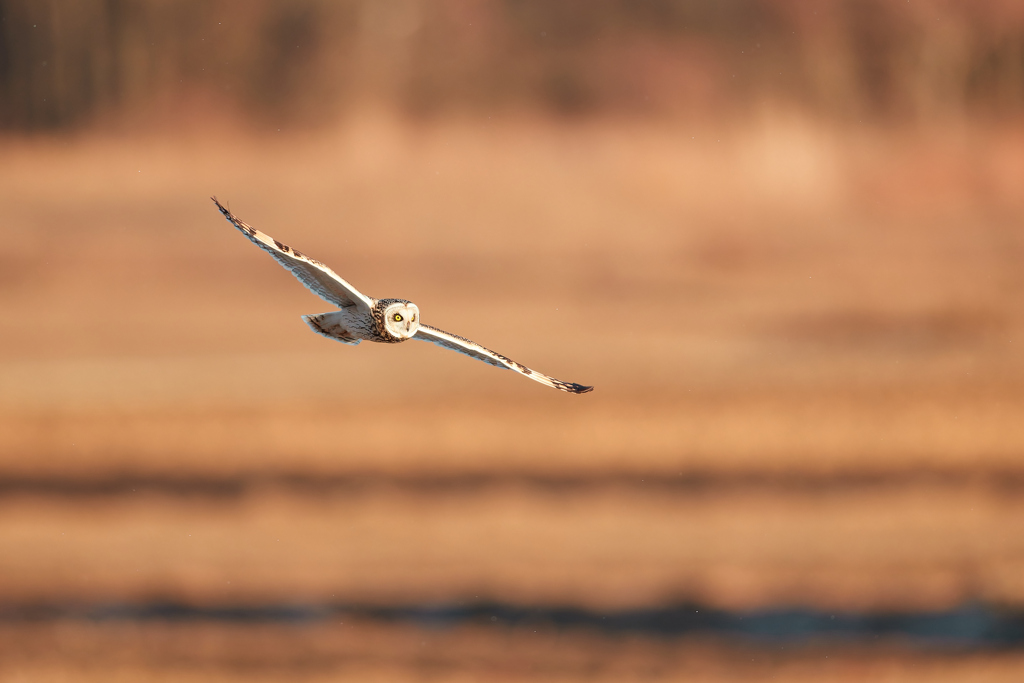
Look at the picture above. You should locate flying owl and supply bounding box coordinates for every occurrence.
[213,198,593,394]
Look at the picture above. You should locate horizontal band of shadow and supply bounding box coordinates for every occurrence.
[2,601,1023,649]
[2,469,1024,498]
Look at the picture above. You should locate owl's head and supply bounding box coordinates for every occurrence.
[381,300,420,339]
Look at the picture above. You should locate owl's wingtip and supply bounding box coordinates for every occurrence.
[569,383,594,394]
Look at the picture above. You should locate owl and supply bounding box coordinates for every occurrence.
[213,199,593,394]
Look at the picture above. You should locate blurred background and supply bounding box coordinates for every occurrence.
[3,0,1024,680]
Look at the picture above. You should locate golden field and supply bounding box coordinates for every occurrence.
[3,110,1024,680]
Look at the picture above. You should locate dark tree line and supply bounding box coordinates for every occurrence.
[1,0,1023,130]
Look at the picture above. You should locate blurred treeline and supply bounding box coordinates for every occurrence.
[2,0,1024,130]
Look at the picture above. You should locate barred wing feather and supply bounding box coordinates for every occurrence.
[213,197,372,311]
[413,324,593,394]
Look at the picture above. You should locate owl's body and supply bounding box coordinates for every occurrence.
[304,298,419,345]
[214,198,592,394]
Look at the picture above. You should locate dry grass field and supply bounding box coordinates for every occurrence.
[3,112,1024,680]
[6,621,1024,683]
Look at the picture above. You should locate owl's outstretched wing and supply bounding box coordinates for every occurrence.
[413,324,593,394]
[213,198,373,312]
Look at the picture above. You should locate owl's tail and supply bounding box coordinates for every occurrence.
[302,312,361,345]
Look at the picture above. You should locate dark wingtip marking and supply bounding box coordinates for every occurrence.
[212,198,258,237]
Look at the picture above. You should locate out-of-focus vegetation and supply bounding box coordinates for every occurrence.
[2,0,1024,129]
[5,4,1024,680]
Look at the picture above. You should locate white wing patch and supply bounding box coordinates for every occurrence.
[213,198,372,312]
[413,324,593,394]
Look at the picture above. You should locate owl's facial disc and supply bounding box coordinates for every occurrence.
[384,302,420,339]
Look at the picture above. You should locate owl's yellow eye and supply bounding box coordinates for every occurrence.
[394,314,403,322]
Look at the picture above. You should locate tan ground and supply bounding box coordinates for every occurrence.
[2,112,1024,678]
[4,621,1024,683]
[3,114,1024,476]
[3,482,1024,610]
